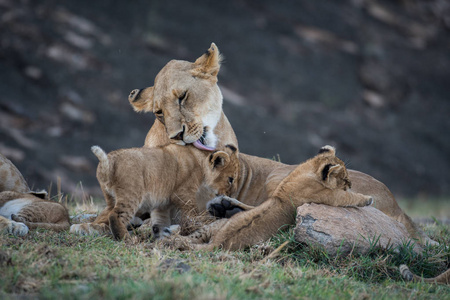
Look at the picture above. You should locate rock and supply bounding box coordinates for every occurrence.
[294,203,422,256]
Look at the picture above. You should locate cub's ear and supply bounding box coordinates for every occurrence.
[192,43,223,78]
[209,151,230,169]
[129,86,154,112]
[321,164,344,181]
[321,163,351,188]
[318,145,336,156]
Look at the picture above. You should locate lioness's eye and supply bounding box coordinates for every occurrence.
[178,91,187,105]
[228,177,234,184]
[154,110,165,124]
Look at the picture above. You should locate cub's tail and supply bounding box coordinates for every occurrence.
[399,264,450,285]
[91,146,110,181]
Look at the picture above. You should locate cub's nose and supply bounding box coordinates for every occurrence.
[128,89,141,102]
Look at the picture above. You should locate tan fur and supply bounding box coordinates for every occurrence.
[167,146,373,251]
[71,145,236,240]
[206,146,431,244]
[127,43,431,245]
[129,42,237,151]
[0,215,29,236]
[399,265,450,285]
[0,191,70,232]
[0,154,30,193]
[74,44,239,236]
[0,153,57,235]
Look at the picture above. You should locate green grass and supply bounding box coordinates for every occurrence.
[1,198,450,300]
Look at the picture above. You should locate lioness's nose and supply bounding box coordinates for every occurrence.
[128,89,141,102]
[170,126,185,141]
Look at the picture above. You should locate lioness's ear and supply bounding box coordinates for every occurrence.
[129,86,154,112]
[192,43,223,78]
[209,151,230,169]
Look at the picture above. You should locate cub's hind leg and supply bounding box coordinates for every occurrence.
[108,191,141,240]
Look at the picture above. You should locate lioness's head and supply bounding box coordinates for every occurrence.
[129,43,223,151]
[204,144,239,197]
[310,145,351,190]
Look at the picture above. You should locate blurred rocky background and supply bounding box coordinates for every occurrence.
[1,0,449,198]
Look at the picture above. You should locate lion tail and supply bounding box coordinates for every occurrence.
[399,264,450,284]
[91,145,110,180]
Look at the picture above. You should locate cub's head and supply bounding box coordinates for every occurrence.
[204,144,239,197]
[310,145,351,190]
[129,43,223,151]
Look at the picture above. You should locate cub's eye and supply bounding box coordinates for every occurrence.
[178,91,187,105]
[228,177,234,184]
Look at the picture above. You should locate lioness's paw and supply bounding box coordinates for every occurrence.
[207,195,245,219]
[8,220,29,236]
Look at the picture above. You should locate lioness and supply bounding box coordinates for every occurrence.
[400,265,450,285]
[72,43,239,236]
[1,153,31,194]
[167,146,373,251]
[71,144,236,240]
[129,43,433,245]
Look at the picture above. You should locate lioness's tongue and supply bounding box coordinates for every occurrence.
[193,140,215,151]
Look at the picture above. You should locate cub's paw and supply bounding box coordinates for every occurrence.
[70,223,109,236]
[127,216,143,230]
[354,196,373,207]
[362,196,373,207]
[207,195,245,219]
[152,224,180,240]
[8,220,29,236]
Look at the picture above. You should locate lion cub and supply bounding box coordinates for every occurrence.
[169,145,373,251]
[0,191,70,232]
[71,145,235,240]
[0,153,70,234]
